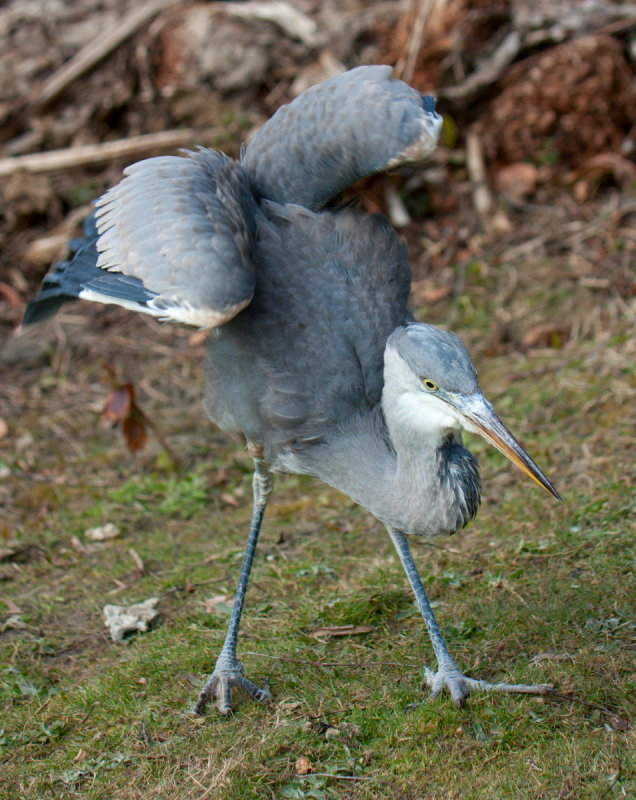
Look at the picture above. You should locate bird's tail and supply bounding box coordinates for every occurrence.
[22,215,100,324]
[23,213,155,325]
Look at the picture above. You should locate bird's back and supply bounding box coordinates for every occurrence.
[204,201,411,458]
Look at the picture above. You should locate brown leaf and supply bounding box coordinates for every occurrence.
[494,162,538,203]
[410,281,452,306]
[101,385,133,423]
[203,594,234,613]
[607,714,630,732]
[295,756,312,775]
[309,624,374,638]
[0,598,23,615]
[128,548,146,574]
[577,153,636,184]
[0,282,21,308]
[123,409,148,453]
[70,535,90,554]
[522,323,569,349]
[188,330,207,347]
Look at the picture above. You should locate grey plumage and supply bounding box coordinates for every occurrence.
[24,66,560,716]
[204,205,410,453]
[242,65,442,210]
[95,150,258,326]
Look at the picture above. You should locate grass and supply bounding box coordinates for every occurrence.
[2,212,635,798]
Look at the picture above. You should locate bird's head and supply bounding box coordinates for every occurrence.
[383,323,560,499]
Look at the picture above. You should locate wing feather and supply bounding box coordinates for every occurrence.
[94,148,257,327]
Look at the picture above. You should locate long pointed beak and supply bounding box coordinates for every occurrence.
[453,394,561,500]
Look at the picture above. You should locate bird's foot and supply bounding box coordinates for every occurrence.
[194,659,271,716]
[423,662,554,708]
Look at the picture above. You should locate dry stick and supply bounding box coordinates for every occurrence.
[440,13,636,104]
[301,774,373,782]
[243,652,418,669]
[216,1,319,46]
[466,130,494,223]
[395,0,429,84]
[0,129,215,176]
[439,30,521,102]
[33,0,182,109]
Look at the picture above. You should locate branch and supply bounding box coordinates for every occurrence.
[33,0,182,108]
[0,129,216,176]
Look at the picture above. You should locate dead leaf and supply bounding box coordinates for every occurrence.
[85,523,120,542]
[309,624,374,638]
[70,535,90,554]
[0,282,22,308]
[410,281,452,306]
[1,615,25,632]
[188,330,207,347]
[203,594,234,613]
[495,162,538,203]
[530,652,575,664]
[575,152,636,184]
[0,418,8,440]
[278,700,302,713]
[0,597,23,615]
[129,548,146,574]
[101,384,133,423]
[339,722,362,740]
[122,409,148,452]
[220,493,240,507]
[607,715,630,732]
[101,366,148,453]
[295,756,312,775]
[522,323,569,349]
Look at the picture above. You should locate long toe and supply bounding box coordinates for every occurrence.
[423,664,553,707]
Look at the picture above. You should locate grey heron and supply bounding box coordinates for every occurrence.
[24,66,560,715]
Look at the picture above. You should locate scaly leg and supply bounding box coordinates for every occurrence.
[194,457,274,715]
[388,529,553,708]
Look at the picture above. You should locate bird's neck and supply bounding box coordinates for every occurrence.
[279,401,480,537]
[378,383,481,535]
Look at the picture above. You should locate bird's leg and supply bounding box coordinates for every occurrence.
[387,529,553,708]
[194,456,274,715]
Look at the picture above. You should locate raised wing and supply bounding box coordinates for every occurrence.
[91,149,257,327]
[242,65,442,210]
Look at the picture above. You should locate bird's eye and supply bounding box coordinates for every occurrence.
[422,378,439,391]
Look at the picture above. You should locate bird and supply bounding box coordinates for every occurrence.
[24,65,561,715]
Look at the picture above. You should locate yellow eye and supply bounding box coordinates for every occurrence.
[422,378,439,391]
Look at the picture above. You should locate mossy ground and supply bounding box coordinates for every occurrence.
[1,195,635,799]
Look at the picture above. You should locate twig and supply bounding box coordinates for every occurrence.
[545,691,630,730]
[135,401,180,466]
[466,130,494,222]
[299,773,373,782]
[33,0,182,108]
[439,31,521,102]
[216,1,319,46]
[242,652,418,669]
[0,129,215,176]
[396,0,430,85]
